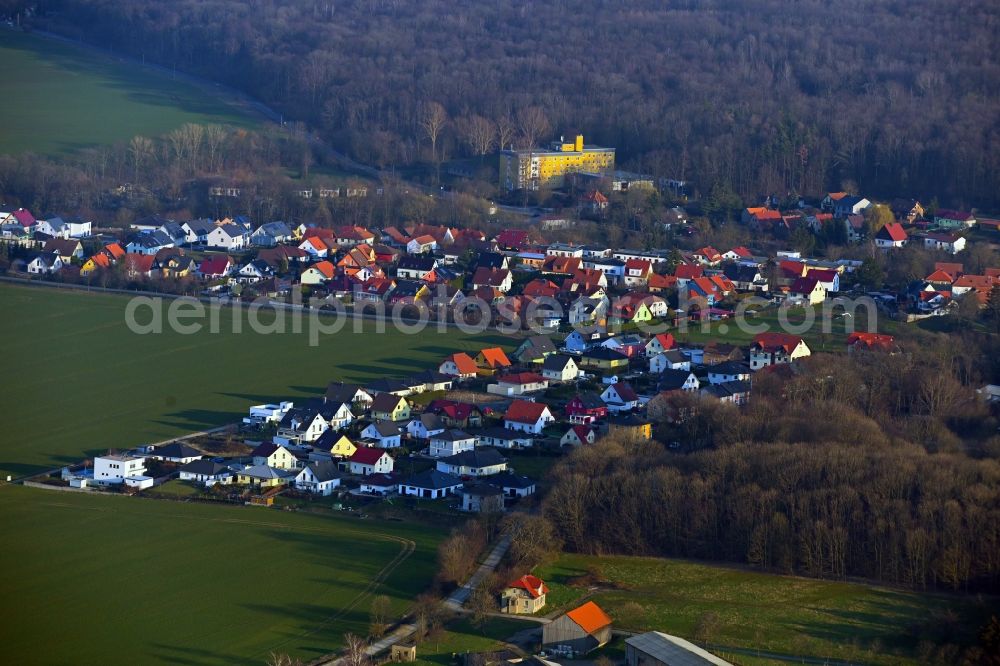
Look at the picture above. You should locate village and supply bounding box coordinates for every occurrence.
[4,187,1000,666]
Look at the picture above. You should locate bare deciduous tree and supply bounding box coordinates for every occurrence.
[419,101,448,182]
[369,594,391,639]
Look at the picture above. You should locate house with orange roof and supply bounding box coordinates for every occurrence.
[523,278,561,299]
[581,189,609,212]
[742,207,782,226]
[875,222,908,249]
[952,274,998,301]
[673,263,703,283]
[500,575,549,614]
[542,256,583,275]
[647,273,677,293]
[438,352,478,380]
[623,258,652,287]
[406,234,438,254]
[301,260,336,285]
[475,347,512,376]
[750,332,811,370]
[299,236,329,259]
[80,252,111,276]
[847,332,896,352]
[102,242,126,261]
[821,191,849,211]
[722,246,753,261]
[542,600,613,654]
[924,269,955,286]
[693,246,722,266]
[123,253,156,278]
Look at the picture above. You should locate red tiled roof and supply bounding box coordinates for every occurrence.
[472,267,511,287]
[753,332,804,353]
[807,269,837,282]
[349,447,389,465]
[199,256,232,275]
[508,575,549,598]
[499,372,546,386]
[11,209,35,226]
[505,399,550,424]
[728,246,752,257]
[478,347,511,368]
[924,269,954,284]
[877,223,908,242]
[103,243,125,259]
[934,262,964,276]
[674,264,703,280]
[650,333,675,350]
[847,332,895,350]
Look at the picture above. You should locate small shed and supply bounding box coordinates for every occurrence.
[391,644,416,662]
[541,600,613,656]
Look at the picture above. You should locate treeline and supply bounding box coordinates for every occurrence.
[544,336,1000,591]
[24,0,1000,208]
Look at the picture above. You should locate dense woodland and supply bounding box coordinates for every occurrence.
[543,332,1000,593]
[10,0,999,209]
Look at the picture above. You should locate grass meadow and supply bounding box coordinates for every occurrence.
[535,554,992,665]
[0,29,254,155]
[0,486,444,665]
[0,283,514,479]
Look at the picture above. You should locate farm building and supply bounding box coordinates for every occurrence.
[541,601,613,655]
[625,631,733,666]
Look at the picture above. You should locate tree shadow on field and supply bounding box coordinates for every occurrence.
[218,391,288,404]
[153,408,234,430]
[288,385,325,395]
[149,642,239,666]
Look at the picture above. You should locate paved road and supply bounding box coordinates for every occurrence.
[444,534,512,611]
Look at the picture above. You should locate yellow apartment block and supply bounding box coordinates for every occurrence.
[500,134,615,191]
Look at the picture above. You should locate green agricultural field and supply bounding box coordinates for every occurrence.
[536,554,992,666]
[0,486,444,665]
[0,29,255,155]
[0,284,514,478]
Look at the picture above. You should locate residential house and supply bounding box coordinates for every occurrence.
[461,482,505,513]
[578,347,629,371]
[601,334,647,358]
[723,263,767,292]
[294,462,342,495]
[875,223,908,249]
[312,431,358,459]
[406,235,438,254]
[238,259,275,283]
[623,259,653,287]
[542,601,613,655]
[236,465,292,488]
[644,333,676,356]
[787,277,826,305]
[182,218,217,244]
[649,349,691,373]
[542,354,580,382]
[251,221,294,247]
[923,233,966,254]
[275,408,329,445]
[428,430,477,457]
[601,382,640,412]
[359,473,400,496]
[27,253,63,274]
[492,471,537,498]
[407,413,446,441]
[659,369,700,393]
[565,392,609,425]
[299,236,330,259]
[701,380,751,405]
[325,383,373,409]
[125,232,172,256]
[693,246,722,266]
[80,253,111,276]
[472,267,513,293]
[563,329,610,354]
[205,223,247,250]
[514,335,556,363]
[427,400,484,429]
[749,332,811,370]
[495,372,549,395]
[806,268,840,293]
[93,454,147,485]
[890,199,924,224]
[396,255,438,280]
[44,238,84,262]
[301,260,336,285]
[847,332,896,353]
[122,253,155,278]
[935,210,976,229]
[360,422,403,448]
[436,448,508,477]
[561,424,596,446]
[833,195,871,218]
[475,347,513,375]
[347,447,394,475]
[504,400,555,434]
[607,414,652,441]
[198,255,233,279]
[439,352,479,379]
[707,361,751,384]
[501,575,549,615]
[145,443,202,464]
[251,442,300,470]
[398,469,463,499]
[178,460,233,486]
[473,427,535,450]
[371,393,411,422]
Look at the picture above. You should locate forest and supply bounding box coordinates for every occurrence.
[12,0,1000,209]
[543,331,1000,592]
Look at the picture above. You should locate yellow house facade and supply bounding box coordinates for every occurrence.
[500,134,615,191]
[372,395,411,422]
[328,435,357,459]
[260,446,298,470]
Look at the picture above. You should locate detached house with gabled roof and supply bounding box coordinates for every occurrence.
[475,347,512,375]
[347,447,394,475]
[370,393,411,422]
[197,255,233,279]
[275,408,329,445]
[439,352,478,379]
[436,447,508,477]
[601,382,639,413]
[749,332,811,370]
[429,429,477,458]
[501,575,549,614]
[542,354,580,382]
[360,422,403,448]
[504,400,554,434]
[294,462,341,495]
[251,442,300,470]
[206,223,247,250]
[312,431,358,460]
[299,236,329,259]
[565,392,608,425]
[787,276,826,305]
[875,223,908,249]
[471,267,513,293]
[561,424,596,446]
[301,260,336,285]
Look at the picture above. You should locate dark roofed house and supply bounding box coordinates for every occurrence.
[398,469,464,499]
[178,460,233,486]
[146,442,203,464]
[436,448,508,477]
[461,482,505,513]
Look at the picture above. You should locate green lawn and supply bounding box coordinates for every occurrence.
[412,618,528,666]
[0,284,514,478]
[0,29,255,155]
[0,486,445,665]
[535,554,991,666]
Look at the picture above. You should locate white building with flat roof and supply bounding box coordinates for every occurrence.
[93,454,147,485]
